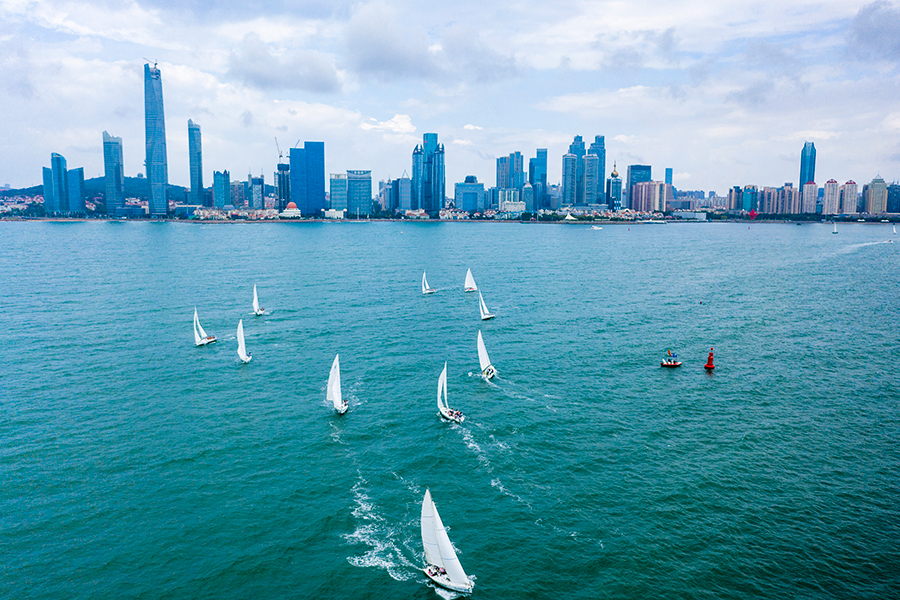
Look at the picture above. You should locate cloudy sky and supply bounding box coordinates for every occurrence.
[2,0,900,194]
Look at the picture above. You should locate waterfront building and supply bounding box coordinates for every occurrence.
[727,186,741,211]
[864,176,888,213]
[839,181,858,214]
[455,175,486,213]
[582,154,600,205]
[230,180,244,208]
[67,167,84,213]
[499,189,523,212]
[250,175,265,210]
[213,170,230,208]
[606,164,622,212]
[496,152,524,190]
[631,181,668,213]
[887,183,900,213]
[187,119,202,206]
[529,149,548,210]
[799,142,816,190]
[588,136,606,202]
[665,167,673,186]
[759,187,778,213]
[411,133,445,215]
[144,63,168,215]
[777,183,800,214]
[102,131,125,212]
[43,152,68,213]
[625,165,651,209]
[822,180,840,215]
[522,183,534,213]
[561,154,577,206]
[329,174,348,211]
[42,167,53,211]
[741,185,758,212]
[801,181,817,214]
[290,142,326,216]
[568,135,586,204]
[274,163,290,211]
[347,170,372,217]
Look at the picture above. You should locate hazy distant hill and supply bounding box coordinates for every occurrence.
[2,176,187,203]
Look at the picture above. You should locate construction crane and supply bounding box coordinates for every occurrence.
[275,137,283,163]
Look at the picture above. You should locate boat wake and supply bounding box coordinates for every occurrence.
[343,476,419,582]
[490,477,532,510]
[836,240,894,255]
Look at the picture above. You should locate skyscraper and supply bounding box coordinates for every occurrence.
[330,173,348,211]
[606,163,622,212]
[250,174,265,210]
[562,154,577,206]
[144,63,168,215]
[665,167,673,186]
[822,180,840,215]
[103,131,125,212]
[290,142,326,216]
[839,181,858,214]
[44,152,68,213]
[864,176,888,213]
[187,119,203,206]
[801,181,817,214]
[347,170,373,217]
[529,149,548,209]
[567,135,586,204]
[275,163,290,211]
[455,176,486,213]
[213,170,230,208]
[800,142,816,188]
[588,136,606,202]
[412,133,445,214]
[625,165,651,209]
[67,167,84,213]
[583,154,600,205]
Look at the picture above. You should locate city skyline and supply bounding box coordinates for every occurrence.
[2,1,900,194]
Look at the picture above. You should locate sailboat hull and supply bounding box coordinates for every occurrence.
[439,407,464,424]
[423,289,435,295]
[195,336,216,347]
[660,361,682,368]
[480,314,495,320]
[254,309,265,316]
[482,366,496,379]
[464,288,476,293]
[335,404,348,415]
[424,569,473,594]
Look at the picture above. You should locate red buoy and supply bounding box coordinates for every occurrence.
[704,347,715,370]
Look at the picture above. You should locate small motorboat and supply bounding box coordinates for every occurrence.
[660,350,681,368]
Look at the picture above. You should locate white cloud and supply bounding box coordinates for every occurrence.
[464,124,482,130]
[359,114,416,133]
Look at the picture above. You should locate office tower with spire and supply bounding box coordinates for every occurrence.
[800,142,816,188]
[606,163,622,212]
[588,136,606,202]
[144,63,168,215]
[103,131,125,212]
[187,119,202,205]
[411,133,445,215]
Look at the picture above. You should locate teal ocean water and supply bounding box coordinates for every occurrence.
[1,220,899,599]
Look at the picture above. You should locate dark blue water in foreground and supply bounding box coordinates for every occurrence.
[1,220,898,599]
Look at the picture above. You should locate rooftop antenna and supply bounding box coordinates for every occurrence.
[142,57,158,68]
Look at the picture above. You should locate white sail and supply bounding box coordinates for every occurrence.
[196,310,209,339]
[236,319,251,363]
[252,285,261,314]
[894,224,897,234]
[327,353,345,412]
[193,308,202,345]
[478,291,494,320]
[437,362,448,413]
[422,490,470,589]
[421,489,442,567]
[477,330,492,374]
[422,271,434,294]
[464,268,477,291]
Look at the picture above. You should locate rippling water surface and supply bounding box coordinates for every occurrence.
[1,220,899,599]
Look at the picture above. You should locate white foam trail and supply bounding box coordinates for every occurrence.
[343,477,418,582]
[490,477,532,510]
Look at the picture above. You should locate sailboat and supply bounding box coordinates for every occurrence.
[478,291,495,320]
[437,362,464,423]
[477,330,496,379]
[252,285,265,316]
[193,308,216,346]
[421,489,474,594]
[832,222,838,234]
[422,271,435,294]
[894,224,897,234]
[236,319,252,363]
[327,353,348,414]
[463,268,477,292]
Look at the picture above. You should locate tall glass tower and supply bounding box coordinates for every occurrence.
[188,119,202,205]
[529,149,548,209]
[412,133,444,215]
[289,142,326,216]
[588,136,606,202]
[800,142,816,187]
[144,63,168,215]
[103,131,125,212]
[568,135,586,204]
